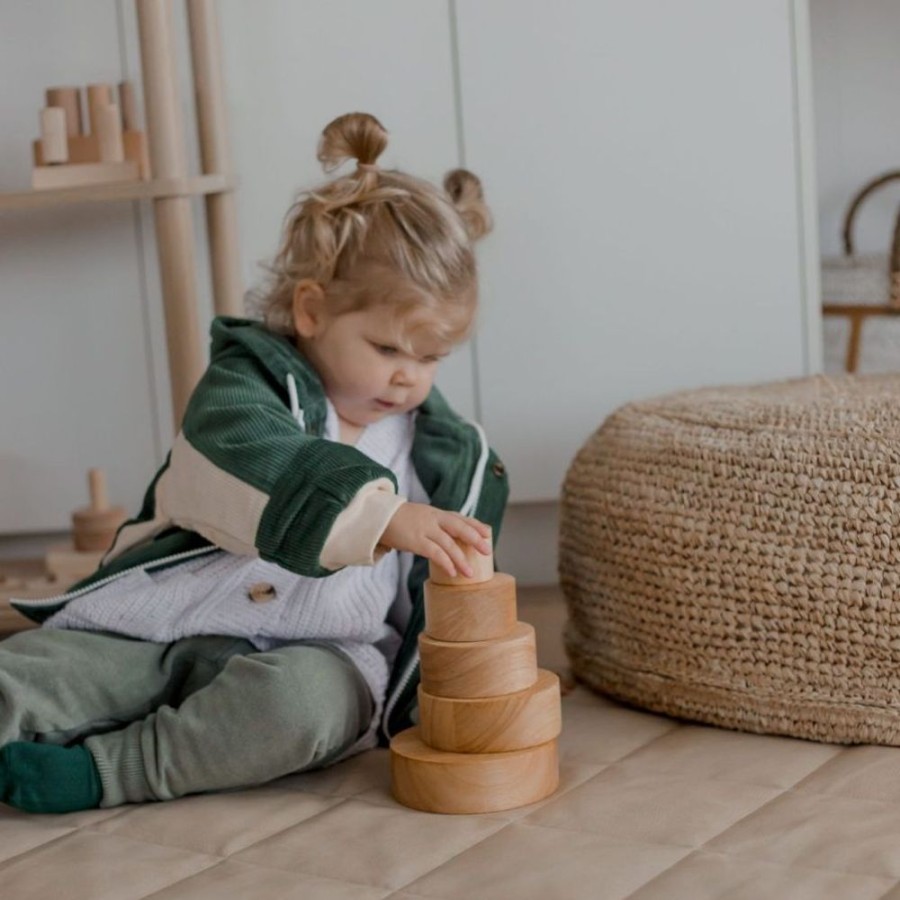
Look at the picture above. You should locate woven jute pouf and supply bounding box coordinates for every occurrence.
[560,373,900,744]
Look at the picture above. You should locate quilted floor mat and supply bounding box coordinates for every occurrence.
[2,587,900,899]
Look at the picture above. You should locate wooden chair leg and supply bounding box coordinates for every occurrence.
[846,312,864,373]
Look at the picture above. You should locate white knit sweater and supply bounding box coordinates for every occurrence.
[45,402,427,753]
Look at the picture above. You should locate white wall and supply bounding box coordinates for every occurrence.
[2,1,822,586]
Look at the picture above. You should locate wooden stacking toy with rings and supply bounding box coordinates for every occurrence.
[390,531,562,814]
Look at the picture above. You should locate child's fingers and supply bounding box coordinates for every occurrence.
[431,530,474,578]
[442,515,492,555]
[459,516,492,540]
[466,518,491,540]
[427,541,458,579]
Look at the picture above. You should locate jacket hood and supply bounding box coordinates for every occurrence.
[208,316,463,442]
[207,317,329,436]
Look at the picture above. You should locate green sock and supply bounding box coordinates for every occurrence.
[0,742,102,814]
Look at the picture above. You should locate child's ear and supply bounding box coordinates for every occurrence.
[292,280,326,338]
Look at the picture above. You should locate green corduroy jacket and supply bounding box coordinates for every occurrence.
[13,317,509,743]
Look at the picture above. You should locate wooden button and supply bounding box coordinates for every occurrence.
[248,582,277,603]
[492,462,506,477]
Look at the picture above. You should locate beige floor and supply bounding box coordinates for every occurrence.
[3,586,900,898]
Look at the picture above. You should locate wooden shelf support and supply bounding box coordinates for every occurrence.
[137,0,205,427]
[187,0,243,318]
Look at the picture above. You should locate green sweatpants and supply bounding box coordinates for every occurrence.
[0,628,374,807]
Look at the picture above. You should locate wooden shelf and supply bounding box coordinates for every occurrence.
[0,173,235,212]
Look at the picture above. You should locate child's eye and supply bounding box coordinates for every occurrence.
[373,343,398,357]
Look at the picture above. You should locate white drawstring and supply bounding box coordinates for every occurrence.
[283,372,491,739]
[286,374,305,430]
[459,419,489,518]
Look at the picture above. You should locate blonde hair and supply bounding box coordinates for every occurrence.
[252,112,492,346]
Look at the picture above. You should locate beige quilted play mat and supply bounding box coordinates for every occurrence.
[2,587,900,899]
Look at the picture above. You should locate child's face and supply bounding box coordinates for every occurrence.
[297,303,452,429]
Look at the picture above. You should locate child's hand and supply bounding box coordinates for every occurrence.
[379,503,492,578]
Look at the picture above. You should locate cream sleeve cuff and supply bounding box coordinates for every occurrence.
[319,478,406,569]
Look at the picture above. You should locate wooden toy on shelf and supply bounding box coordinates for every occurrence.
[31,81,151,190]
[390,533,562,814]
[71,468,127,553]
[44,544,105,586]
[0,469,124,635]
[0,560,49,634]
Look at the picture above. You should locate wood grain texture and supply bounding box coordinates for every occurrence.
[418,622,537,699]
[390,728,559,814]
[71,506,128,552]
[418,668,561,752]
[424,572,517,642]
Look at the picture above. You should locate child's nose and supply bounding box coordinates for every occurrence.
[392,363,416,386]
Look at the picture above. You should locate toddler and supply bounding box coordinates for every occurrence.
[3,112,508,813]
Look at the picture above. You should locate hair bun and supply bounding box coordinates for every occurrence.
[444,168,493,241]
[317,112,388,172]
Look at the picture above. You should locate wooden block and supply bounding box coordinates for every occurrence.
[31,160,140,190]
[45,543,104,583]
[428,526,494,586]
[118,80,139,131]
[71,508,128,552]
[40,107,68,163]
[419,621,537,699]
[33,134,101,166]
[70,468,128,552]
[418,669,561,753]
[123,130,151,179]
[424,572,517,642]
[86,83,114,134]
[390,728,559,814]
[0,559,59,634]
[46,87,83,136]
[97,103,125,162]
[35,132,149,177]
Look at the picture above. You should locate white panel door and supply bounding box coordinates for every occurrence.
[456,0,812,500]
[217,0,477,418]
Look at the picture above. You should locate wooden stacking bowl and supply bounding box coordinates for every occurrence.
[428,530,495,586]
[418,622,537,698]
[424,572,517,642]
[418,669,561,752]
[390,728,559,814]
